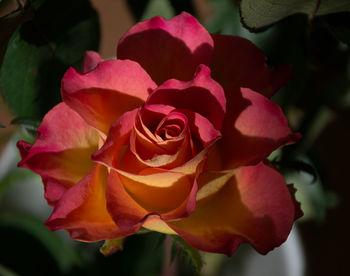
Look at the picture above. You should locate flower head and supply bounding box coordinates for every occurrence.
[17,12,301,256]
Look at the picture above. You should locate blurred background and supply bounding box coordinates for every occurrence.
[0,0,349,275]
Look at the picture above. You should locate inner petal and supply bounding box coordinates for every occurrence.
[128,107,195,169]
[155,112,187,141]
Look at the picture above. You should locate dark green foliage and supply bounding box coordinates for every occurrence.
[171,235,203,275]
[0,0,100,122]
[126,0,150,21]
[326,12,350,46]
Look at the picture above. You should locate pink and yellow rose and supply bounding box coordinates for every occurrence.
[17,12,301,256]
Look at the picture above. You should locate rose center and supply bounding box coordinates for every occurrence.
[154,112,186,141]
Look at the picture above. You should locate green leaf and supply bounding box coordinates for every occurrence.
[171,235,203,275]
[0,264,20,276]
[0,123,4,128]
[326,12,350,46]
[100,238,125,257]
[0,170,30,200]
[11,117,41,131]
[0,4,33,67]
[125,0,150,21]
[152,232,165,251]
[273,159,317,183]
[0,0,100,119]
[205,0,238,34]
[0,212,84,273]
[240,0,350,31]
[168,0,195,15]
[141,0,175,21]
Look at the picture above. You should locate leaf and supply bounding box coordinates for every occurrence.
[0,4,33,67]
[0,170,30,200]
[0,123,4,128]
[240,0,350,31]
[100,238,125,257]
[141,0,175,21]
[0,212,84,273]
[204,0,238,34]
[152,232,165,251]
[125,0,150,21]
[11,117,41,131]
[0,0,100,119]
[326,12,350,46]
[273,159,317,183]
[169,0,195,15]
[0,264,20,276]
[171,235,203,275]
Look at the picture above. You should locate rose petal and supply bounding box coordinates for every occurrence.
[142,215,177,234]
[81,51,103,74]
[46,165,133,241]
[177,109,221,148]
[147,65,226,130]
[219,87,300,169]
[17,103,99,205]
[117,12,213,85]
[106,169,198,231]
[105,145,212,231]
[133,110,188,157]
[116,168,193,213]
[130,128,192,170]
[92,109,138,169]
[210,34,293,98]
[61,59,157,133]
[168,162,297,256]
[138,104,182,149]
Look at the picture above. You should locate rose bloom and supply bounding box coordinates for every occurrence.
[17,12,302,256]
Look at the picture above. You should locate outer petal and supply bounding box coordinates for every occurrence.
[17,103,99,205]
[168,162,297,256]
[147,65,226,130]
[218,87,300,170]
[61,59,157,134]
[210,34,292,98]
[82,51,103,73]
[46,165,134,241]
[117,12,213,85]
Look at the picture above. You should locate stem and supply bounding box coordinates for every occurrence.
[309,0,321,21]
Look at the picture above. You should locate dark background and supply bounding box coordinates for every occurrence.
[1,0,349,275]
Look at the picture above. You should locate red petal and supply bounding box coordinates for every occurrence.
[210,34,292,98]
[106,169,198,231]
[17,103,99,205]
[92,109,138,169]
[287,183,303,220]
[81,51,103,73]
[105,146,211,231]
[46,165,134,241]
[168,162,297,255]
[61,59,156,134]
[117,12,213,85]
[105,170,147,231]
[218,87,300,169]
[130,125,193,170]
[147,65,226,130]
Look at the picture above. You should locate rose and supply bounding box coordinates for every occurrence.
[17,12,302,256]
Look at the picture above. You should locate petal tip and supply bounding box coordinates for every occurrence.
[194,64,211,78]
[82,51,103,74]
